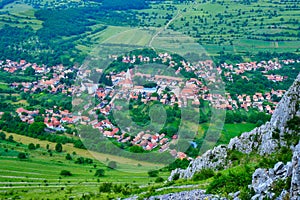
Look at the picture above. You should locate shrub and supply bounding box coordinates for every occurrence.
[272,129,280,140]
[112,184,123,193]
[75,157,85,164]
[166,158,190,171]
[8,135,14,142]
[271,177,291,198]
[60,170,72,176]
[155,177,164,183]
[85,158,93,164]
[206,166,253,194]
[172,173,180,181]
[28,143,36,150]
[18,152,27,159]
[99,182,112,193]
[148,170,159,177]
[192,168,215,181]
[94,169,105,177]
[55,143,63,152]
[0,132,5,140]
[227,150,244,165]
[65,153,72,160]
[239,186,255,200]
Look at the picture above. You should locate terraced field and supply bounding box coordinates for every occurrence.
[0,133,169,199]
[137,0,300,55]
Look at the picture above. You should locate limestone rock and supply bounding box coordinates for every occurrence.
[168,73,300,181]
[290,143,300,200]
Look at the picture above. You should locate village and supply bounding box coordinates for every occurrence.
[0,55,299,160]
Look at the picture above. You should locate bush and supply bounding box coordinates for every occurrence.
[65,153,72,160]
[8,135,14,142]
[85,158,93,164]
[55,143,63,152]
[148,170,159,177]
[166,158,190,171]
[172,173,180,181]
[0,132,5,140]
[272,129,280,140]
[60,170,72,176]
[75,157,85,164]
[18,152,27,159]
[239,186,255,200]
[28,143,36,150]
[227,150,244,164]
[112,184,123,193]
[94,169,105,177]
[192,168,215,181]
[206,166,253,194]
[99,182,112,193]
[155,177,164,183]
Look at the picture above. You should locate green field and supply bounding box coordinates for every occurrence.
[197,122,257,146]
[137,0,300,55]
[1,0,299,61]
[0,133,170,199]
[0,3,42,30]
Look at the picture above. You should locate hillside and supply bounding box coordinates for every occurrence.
[162,73,300,199]
[0,0,299,199]
[0,0,299,66]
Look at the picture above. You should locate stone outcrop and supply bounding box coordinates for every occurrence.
[230,142,300,200]
[168,73,300,181]
[250,161,292,199]
[290,143,300,200]
[125,189,225,200]
[144,143,300,200]
[169,145,227,180]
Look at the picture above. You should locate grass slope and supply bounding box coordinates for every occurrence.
[0,135,169,199]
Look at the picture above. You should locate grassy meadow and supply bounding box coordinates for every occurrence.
[0,133,170,199]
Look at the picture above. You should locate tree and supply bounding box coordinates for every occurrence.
[24,67,35,76]
[99,182,112,193]
[108,161,117,169]
[94,169,105,177]
[18,152,27,159]
[225,111,234,123]
[65,153,72,160]
[8,135,14,142]
[148,170,159,177]
[55,143,63,152]
[29,122,46,135]
[75,157,85,164]
[2,112,13,121]
[0,132,5,140]
[28,143,36,150]
[155,177,164,183]
[34,116,44,122]
[130,145,145,153]
[60,170,72,176]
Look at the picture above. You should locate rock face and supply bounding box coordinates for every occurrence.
[139,189,225,200]
[234,142,300,200]
[168,73,300,181]
[169,145,228,180]
[290,143,300,200]
[250,161,292,199]
[146,143,300,200]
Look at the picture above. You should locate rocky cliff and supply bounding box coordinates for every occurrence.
[126,189,225,200]
[245,143,300,200]
[168,73,300,181]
